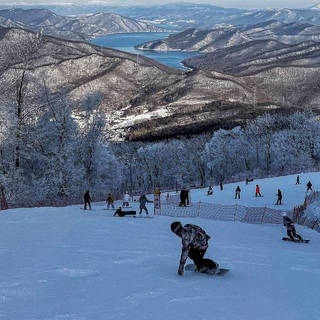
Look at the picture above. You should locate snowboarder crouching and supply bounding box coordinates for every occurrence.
[282,213,302,241]
[114,207,136,217]
[170,221,219,276]
[84,190,92,210]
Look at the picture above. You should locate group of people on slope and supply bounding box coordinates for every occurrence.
[83,190,153,216]
[113,193,153,216]
[234,177,313,205]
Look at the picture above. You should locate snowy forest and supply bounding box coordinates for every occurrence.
[1,89,320,207]
[1,31,320,207]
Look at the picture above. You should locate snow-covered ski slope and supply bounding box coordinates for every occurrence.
[188,172,320,210]
[1,172,320,320]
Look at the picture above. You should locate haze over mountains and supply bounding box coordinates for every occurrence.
[2,2,320,29]
[0,8,166,41]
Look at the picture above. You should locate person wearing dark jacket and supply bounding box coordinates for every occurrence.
[139,194,153,215]
[179,187,188,207]
[282,213,302,241]
[235,186,241,199]
[84,190,92,210]
[276,189,282,205]
[171,221,219,276]
[114,207,136,217]
[296,175,300,185]
[307,181,312,192]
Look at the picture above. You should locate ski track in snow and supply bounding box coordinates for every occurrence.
[0,172,320,319]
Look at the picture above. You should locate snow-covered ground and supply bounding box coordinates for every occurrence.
[1,172,320,320]
[188,172,320,210]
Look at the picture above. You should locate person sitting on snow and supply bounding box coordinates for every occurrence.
[170,221,219,276]
[282,213,303,241]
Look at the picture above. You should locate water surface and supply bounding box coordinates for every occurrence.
[90,32,201,70]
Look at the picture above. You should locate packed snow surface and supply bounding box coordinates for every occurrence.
[188,172,320,210]
[1,171,320,320]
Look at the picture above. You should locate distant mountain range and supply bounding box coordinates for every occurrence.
[0,8,166,41]
[182,39,320,75]
[2,3,320,29]
[136,20,320,53]
[2,26,320,141]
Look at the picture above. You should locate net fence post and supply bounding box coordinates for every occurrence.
[261,206,267,224]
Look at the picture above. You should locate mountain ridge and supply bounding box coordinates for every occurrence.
[0,8,167,41]
[1,26,320,142]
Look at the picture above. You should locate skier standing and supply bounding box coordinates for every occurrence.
[106,193,115,209]
[235,186,241,199]
[170,221,219,276]
[139,194,153,215]
[0,186,8,210]
[276,189,282,205]
[282,213,303,241]
[186,188,191,206]
[84,190,92,210]
[296,175,300,185]
[179,187,188,207]
[255,185,262,197]
[306,181,313,192]
[122,191,130,207]
[220,182,223,191]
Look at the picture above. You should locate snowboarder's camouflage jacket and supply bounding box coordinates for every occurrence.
[179,224,210,268]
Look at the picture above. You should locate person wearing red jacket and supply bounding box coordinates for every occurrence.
[255,185,262,197]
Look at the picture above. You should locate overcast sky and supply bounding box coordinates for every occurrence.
[0,0,318,9]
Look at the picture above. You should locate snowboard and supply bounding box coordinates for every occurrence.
[282,237,310,243]
[133,215,153,218]
[185,263,230,276]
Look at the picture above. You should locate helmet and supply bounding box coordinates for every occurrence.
[171,221,182,233]
[282,212,287,217]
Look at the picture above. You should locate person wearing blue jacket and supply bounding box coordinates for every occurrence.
[139,194,153,215]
